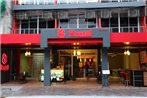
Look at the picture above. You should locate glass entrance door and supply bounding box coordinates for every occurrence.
[59,49,98,79]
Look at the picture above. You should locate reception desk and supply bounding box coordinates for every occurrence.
[129,70,147,87]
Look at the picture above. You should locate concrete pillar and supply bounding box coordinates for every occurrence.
[101,47,109,87]
[44,48,51,86]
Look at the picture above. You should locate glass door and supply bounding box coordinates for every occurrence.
[59,49,98,79]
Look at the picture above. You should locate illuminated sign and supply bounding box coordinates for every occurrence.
[0,53,9,71]
[57,29,92,38]
[57,29,65,38]
[68,30,92,37]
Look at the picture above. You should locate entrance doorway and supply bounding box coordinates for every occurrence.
[58,49,98,79]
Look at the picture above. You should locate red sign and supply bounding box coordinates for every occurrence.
[0,53,9,71]
[68,30,92,37]
[57,29,65,38]
[57,29,92,38]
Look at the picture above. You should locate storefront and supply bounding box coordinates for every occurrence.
[40,28,110,86]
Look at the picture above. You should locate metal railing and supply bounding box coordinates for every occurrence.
[102,26,146,32]
[14,28,39,34]
[13,26,146,34]
[12,0,145,5]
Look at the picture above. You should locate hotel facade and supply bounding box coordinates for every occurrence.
[1,0,147,87]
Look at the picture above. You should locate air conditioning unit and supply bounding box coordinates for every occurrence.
[59,11,68,19]
[129,9,138,17]
[86,11,95,18]
[43,11,53,19]
[101,10,110,18]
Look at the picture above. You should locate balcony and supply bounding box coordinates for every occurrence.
[13,26,146,34]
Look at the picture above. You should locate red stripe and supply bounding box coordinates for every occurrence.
[1,32,147,45]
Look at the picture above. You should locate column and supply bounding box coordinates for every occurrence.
[118,13,120,32]
[138,15,140,32]
[101,47,109,87]
[140,16,146,32]
[44,48,51,86]
[97,18,101,28]
[37,16,39,34]
[19,20,21,34]
[55,19,58,28]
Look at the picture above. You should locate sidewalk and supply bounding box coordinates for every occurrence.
[1,79,147,97]
[5,96,147,98]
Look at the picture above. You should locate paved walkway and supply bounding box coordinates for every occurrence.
[5,96,147,98]
[1,79,147,97]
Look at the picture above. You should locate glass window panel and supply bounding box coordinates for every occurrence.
[39,19,46,28]
[110,18,118,27]
[21,20,28,28]
[87,18,96,28]
[79,19,87,28]
[69,18,77,28]
[129,17,137,26]
[101,18,109,27]
[30,19,37,28]
[60,19,69,28]
[48,20,55,28]
[120,18,128,27]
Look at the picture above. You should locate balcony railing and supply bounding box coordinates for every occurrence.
[103,26,144,32]
[12,0,145,5]
[13,26,146,34]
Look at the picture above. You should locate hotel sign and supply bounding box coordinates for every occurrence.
[57,29,92,38]
[0,53,9,71]
[41,28,110,48]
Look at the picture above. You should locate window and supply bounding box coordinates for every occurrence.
[69,18,77,28]
[79,19,87,28]
[87,18,96,28]
[101,18,109,27]
[39,19,46,28]
[60,19,69,28]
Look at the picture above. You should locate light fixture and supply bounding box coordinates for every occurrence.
[73,50,76,56]
[73,43,76,45]
[126,50,130,55]
[77,51,81,55]
[124,49,130,55]
[124,50,127,55]
[124,42,130,45]
[25,49,31,56]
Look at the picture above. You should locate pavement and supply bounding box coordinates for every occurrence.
[1,78,147,98]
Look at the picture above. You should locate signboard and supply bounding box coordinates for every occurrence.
[41,28,110,48]
[57,29,92,38]
[0,53,9,71]
[102,70,110,74]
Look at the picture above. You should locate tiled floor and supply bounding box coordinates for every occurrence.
[1,78,147,97]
